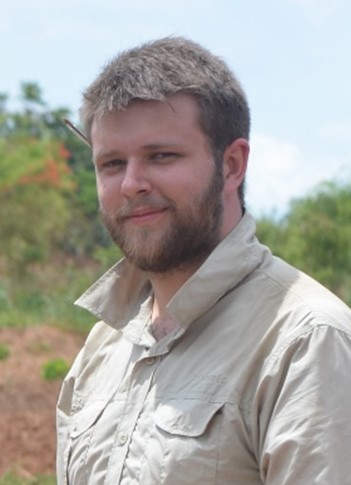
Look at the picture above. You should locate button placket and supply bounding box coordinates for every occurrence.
[105,355,159,484]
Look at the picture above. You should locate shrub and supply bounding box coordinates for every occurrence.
[0,343,10,361]
[41,358,70,381]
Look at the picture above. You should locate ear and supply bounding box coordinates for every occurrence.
[222,138,249,193]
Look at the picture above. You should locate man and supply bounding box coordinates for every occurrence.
[57,37,351,484]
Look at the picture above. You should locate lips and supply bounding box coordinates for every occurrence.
[125,206,168,224]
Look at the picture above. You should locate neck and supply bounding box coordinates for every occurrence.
[150,261,202,320]
[149,264,201,341]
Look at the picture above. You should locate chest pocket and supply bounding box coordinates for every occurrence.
[66,399,111,484]
[154,398,224,437]
[69,400,108,439]
[149,399,226,484]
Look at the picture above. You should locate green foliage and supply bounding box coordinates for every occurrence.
[0,285,11,312]
[20,82,45,105]
[0,137,74,191]
[0,83,114,274]
[0,472,55,485]
[0,137,74,274]
[41,357,70,381]
[93,242,124,268]
[0,82,105,261]
[74,166,98,216]
[0,258,99,333]
[0,342,10,361]
[257,180,351,305]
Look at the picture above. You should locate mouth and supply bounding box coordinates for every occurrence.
[125,207,168,225]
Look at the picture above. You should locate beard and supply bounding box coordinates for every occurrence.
[100,165,224,274]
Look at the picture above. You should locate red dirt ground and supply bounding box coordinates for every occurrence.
[0,326,85,477]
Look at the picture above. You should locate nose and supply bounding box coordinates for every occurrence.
[120,159,151,198]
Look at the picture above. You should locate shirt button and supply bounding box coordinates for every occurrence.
[117,432,128,446]
[145,357,156,366]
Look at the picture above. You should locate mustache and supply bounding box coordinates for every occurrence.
[100,196,175,220]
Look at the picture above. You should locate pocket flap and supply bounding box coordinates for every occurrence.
[155,399,224,437]
[70,400,107,438]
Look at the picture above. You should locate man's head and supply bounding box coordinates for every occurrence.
[80,36,250,209]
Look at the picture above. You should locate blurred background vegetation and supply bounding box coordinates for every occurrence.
[0,82,350,335]
[0,82,122,334]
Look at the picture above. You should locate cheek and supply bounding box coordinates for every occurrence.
[96,177,121,211]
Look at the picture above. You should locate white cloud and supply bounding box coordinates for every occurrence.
[246,133,341,217]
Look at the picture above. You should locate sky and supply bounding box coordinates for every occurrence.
[1,0,350,217]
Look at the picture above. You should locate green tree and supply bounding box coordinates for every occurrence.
[0,83,105,258]
[0,137,75,274]
[257,181,351,305]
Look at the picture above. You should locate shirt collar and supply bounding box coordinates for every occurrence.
[75,212,271,330]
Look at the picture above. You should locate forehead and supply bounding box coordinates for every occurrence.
[93,93,201,131]
[91,93,209,156]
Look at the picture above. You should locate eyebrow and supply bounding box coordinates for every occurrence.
[94,150,124,163]
[95,143,185,161]
[141,143,185,151]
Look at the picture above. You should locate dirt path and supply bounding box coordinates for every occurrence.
[0,326,84,476]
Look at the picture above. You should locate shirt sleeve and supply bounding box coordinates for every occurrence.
[255,324,351,485]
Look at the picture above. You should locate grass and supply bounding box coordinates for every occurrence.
[0,256,104,334]
[0,473,55,485]
[41,358,70,381]
[0,342,10,361]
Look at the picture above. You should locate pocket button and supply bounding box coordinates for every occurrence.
[117,432,128,446]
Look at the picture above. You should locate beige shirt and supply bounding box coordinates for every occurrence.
[57,213,351,484]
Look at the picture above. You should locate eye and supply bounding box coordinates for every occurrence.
[150,152,179,162]
[98,159,126,172]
